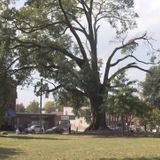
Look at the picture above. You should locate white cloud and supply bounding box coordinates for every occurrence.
[15,0,26,8]
[135,0,160,36]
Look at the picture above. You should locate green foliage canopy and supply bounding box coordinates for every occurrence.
[104,72,149,121]
[44,101,63,113]
[16,103,26,112]
[26,100,39,113]
[141,65,160,108]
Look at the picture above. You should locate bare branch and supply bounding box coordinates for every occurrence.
[93,0,106,32]
[66,12,89,38]
[47,85,62,93]
[103,33,147,86]
[108,63,136,81]
[129,65,150,73]
[6,57,20,70]
[108,63,149,82]
[110,54,155,67]
[110,55,131,67]
[10,65,37,75]
[109,33,147,64]
[129,55,156,65]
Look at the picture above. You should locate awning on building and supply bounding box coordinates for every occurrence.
[5,109,16,118]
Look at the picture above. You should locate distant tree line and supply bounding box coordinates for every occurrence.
[16,100,63,113]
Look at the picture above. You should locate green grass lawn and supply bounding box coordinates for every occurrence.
[0,134,160,160]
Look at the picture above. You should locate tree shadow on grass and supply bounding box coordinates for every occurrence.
[0,147,22,159]
[82,130,160,138]
[5,135,70,141]
[93,135,160,139]
[89,132,160,139]
[99,157,160,160]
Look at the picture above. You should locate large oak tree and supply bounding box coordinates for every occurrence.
[7,0,158,129]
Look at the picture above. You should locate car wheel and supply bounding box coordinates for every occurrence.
[32,130,35,134]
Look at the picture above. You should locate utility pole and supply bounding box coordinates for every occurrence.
[39,78,43,129]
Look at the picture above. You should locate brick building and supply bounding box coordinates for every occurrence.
[15,111,75,130]
[16,112,62,130]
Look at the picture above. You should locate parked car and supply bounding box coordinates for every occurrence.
[25,125,44,133]
[152,129,157,133]
[108,126,121,131]
[46,126,64,134]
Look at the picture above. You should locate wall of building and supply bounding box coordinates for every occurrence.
[16,113,60,130]
[63,107,89,132]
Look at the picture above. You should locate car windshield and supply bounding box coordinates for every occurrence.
[30,125,40,129]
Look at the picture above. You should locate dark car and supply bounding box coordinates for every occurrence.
[25,125,44,133]
[46,126,64,134]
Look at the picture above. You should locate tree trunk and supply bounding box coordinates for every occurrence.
[89,111,106,130]
[121,115,125,136]
[87,96,107,130]
[144,124,147,132]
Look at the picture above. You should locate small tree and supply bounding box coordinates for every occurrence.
[104,72,148,135]
[44,101,55,113]
[16,103,26,112]
[150,109,160,132]
[26,100,39,113]
[139,107,160,132]
[141,65,160,109]
[44,101,63,113]
[140,65,160,131]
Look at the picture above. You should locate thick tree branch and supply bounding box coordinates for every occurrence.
[108,63,149,82]
[58,0,88,62]
[108,63,135,81]
[110,55,131,67]
[12,38,84,68]
[47,84,86,97]
[65,86,87,97]
[66,12,89,38]
[129,55,158,65]
[129,65,150,73]
[93,0,105,31]
[103,33,147,86]
[78,0,90,12]
[78,0,97,60]
[47,85,62,93]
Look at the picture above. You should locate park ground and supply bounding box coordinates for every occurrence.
[0,134,160,160]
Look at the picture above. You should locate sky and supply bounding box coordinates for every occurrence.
[15,0,160,107]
